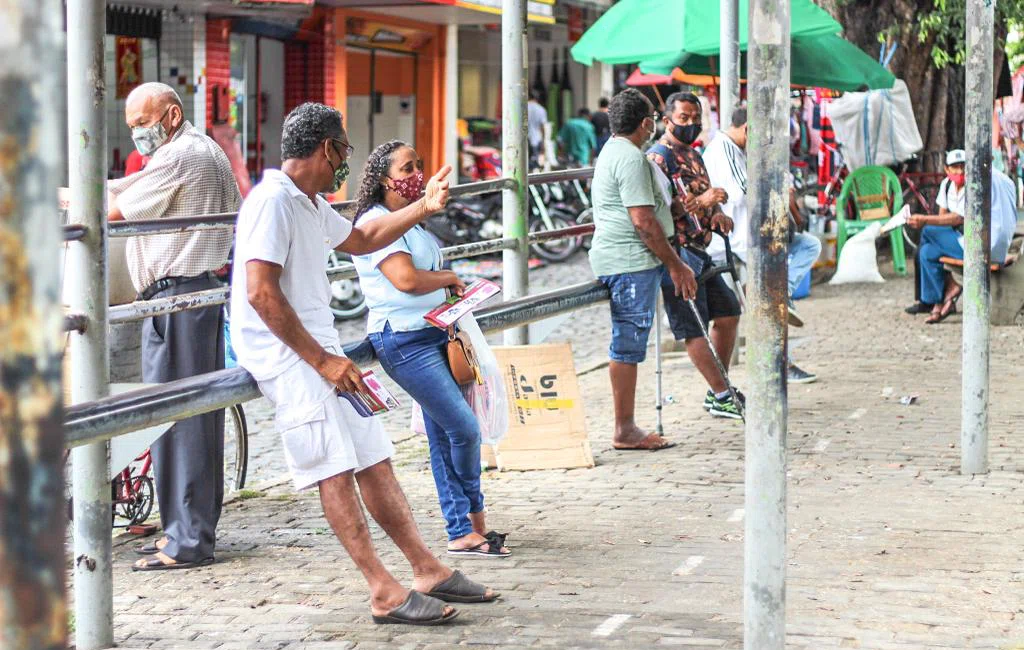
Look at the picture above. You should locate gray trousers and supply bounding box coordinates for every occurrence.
[142,275,225,562]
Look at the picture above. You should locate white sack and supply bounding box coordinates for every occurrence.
[827,80,923,170]
[829,221,885,285]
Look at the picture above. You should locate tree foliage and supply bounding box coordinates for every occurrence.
[880,0,1024,69]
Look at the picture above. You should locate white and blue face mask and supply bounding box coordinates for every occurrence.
[131,108,171,156]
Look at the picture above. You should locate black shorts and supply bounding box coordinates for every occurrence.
[661,247,741,340]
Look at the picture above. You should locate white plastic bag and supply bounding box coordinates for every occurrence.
[829,221,885,285]
[457,314,509,446]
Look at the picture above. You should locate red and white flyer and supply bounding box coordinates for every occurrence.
[423,279,501,329]
[339,370,400,417]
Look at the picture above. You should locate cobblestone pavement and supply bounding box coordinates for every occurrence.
[92,267,1024,649]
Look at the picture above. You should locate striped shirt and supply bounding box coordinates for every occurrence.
[109,121,240,292]
[702,132,749,262]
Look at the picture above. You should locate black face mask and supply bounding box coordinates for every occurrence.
[670,120,701,145]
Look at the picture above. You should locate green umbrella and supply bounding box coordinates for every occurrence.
[641,33,896,91]
[570,0,840,67]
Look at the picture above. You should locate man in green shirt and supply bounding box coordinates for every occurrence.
[558,108,598,166]
[589,88,697,451]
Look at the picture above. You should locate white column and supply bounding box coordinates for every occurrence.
[445,22,460,176]
[192,15,207,130]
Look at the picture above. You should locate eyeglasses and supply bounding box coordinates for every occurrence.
[331,138,354,158]
[650,112,661,121]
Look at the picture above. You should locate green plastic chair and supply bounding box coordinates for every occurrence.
[835,165,906,275]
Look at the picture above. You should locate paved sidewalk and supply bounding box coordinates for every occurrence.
[93,273,1024,649]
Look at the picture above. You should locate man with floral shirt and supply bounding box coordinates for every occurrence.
[647,92,744,420]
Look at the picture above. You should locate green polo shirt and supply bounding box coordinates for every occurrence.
[588,137,675,277]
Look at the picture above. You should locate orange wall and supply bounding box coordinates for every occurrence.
[331,8,447,177]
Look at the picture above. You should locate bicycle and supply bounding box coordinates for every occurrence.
[66,402,249,528]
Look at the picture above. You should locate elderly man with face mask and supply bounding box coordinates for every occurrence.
[107,82,240,571]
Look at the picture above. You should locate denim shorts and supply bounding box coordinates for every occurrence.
[599,266,663,364]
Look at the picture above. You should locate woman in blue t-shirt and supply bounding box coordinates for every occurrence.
[351,141,510,558]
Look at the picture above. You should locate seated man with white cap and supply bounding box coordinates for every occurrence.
[905,148,1018,324]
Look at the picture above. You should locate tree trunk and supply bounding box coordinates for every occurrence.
[814,0,966,171]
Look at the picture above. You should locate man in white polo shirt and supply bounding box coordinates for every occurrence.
[231,103,496,625]
[906,149,1018,323]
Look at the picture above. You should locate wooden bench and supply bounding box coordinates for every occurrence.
[940,235,1024,325]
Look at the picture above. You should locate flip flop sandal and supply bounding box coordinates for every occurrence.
[131,556,214,572]
[613,434,677,452]
[133,539,167,556]
[372,591,460,626]
[447,539,512,559]
[421,569,500,603]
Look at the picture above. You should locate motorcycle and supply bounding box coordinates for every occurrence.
[327,250,368,321]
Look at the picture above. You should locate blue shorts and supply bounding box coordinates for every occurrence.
[599,266,663,364]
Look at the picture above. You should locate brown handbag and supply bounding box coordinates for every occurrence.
[446,325,481,386]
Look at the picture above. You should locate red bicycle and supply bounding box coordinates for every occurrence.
[65,403,249,527]
[797,150,945,252]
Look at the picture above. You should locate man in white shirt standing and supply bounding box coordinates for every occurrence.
[703,107,820,384]
[527,91,549,166]
[231,103,496,625]
[108,82,240,570]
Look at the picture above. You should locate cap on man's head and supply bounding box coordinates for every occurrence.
[946,149,966,166]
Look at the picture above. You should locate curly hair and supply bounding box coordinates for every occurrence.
[608,88,653,137]
[351,140,410,221]
[281,102,343,161]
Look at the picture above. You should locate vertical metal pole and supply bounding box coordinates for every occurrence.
[66,0,113,647]
[961,0,993,476]
[719,0,740,126]
[0,0,68,648]
[502,0,530,345]
[654,296,664,435]
[744,0,789,647]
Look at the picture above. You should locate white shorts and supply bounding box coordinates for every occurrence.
[257,355,394,491]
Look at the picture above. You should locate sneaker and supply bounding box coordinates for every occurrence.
[708,393,744,420]
[904,301,934,314]
[787,300,804,328]
[703,390,715,411]
[787,364,818,384]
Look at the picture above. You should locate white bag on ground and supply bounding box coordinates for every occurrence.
[408,314,509,446]
[829,221,885,285]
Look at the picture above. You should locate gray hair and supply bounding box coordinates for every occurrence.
[125,82,182,109]
[282,102,344,161]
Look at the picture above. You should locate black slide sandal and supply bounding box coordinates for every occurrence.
[372,591,460,626]
[447,539,512,559]
[132,556,214,572]
[422,570,500,603]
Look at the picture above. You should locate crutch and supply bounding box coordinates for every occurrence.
[687,297,745,422]
[654,293,665,435]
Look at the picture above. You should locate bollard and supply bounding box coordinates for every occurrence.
[65,0,114,647]
[501,0,530,345]
[960,0,993,476]
[655,296,664,435]
[719,0,741,125]
[0,0,68,648]
[744,0,790,647]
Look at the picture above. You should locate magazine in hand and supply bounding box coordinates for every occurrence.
[423,279,501,329]
[339,370,400,417]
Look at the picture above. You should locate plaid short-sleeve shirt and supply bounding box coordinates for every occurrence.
[109,121,240,292]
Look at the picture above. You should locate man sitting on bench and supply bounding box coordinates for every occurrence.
[906,149,1018,324]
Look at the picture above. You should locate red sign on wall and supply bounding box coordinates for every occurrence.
[567,6,584,43]
[115,37,142,99]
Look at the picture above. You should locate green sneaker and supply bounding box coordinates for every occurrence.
[708,393,743,420]
[703,390,715,411]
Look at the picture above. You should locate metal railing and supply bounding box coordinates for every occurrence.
[64,169,594,328]
[65,279,609,447]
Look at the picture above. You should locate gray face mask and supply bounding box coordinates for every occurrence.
[131,109,171,156]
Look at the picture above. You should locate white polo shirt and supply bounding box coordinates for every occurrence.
[230,169,353,381]
[936,177,966,217]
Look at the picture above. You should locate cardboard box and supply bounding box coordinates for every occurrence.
[491,343,594,471]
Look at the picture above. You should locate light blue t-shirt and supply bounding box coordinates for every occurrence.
[352,204,446,333]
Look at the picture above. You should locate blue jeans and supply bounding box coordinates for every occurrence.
[369,323,483,540]
[788,232,822,297]
[918,225,963,304]
[598,266,663,364]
